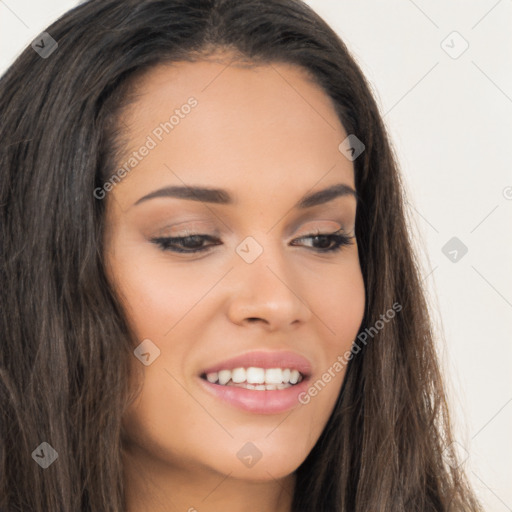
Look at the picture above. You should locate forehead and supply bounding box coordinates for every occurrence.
[111,58,354,207]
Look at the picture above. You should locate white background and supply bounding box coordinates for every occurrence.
[1,0,511,509]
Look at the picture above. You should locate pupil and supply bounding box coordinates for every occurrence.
[315,235,330,248]
[184,236,202,247]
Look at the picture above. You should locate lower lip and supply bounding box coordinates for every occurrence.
[198,376,311,414]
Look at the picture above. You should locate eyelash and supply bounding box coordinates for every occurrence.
[150,229,354,254]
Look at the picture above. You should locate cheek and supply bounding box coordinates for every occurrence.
[110,247,219,342]
[287,256,365,424]
[301,257,365,404]
[308,255,366,350]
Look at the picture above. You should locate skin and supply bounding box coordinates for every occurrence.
[103,53,366,512]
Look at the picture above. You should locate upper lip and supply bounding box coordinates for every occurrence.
[199,350,313,378]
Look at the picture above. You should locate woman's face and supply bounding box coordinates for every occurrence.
[104,57,365,488]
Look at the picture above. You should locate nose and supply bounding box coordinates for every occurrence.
[226,240,312,332]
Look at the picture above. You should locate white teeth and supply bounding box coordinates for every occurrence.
[246,367,265,384]
[206,371,218,383]
[203,367,304,387]
[226,381,293,391]
[265,368,283,384]
[289,369,300,384]
[218,369,231,385]
[231,367,246,383]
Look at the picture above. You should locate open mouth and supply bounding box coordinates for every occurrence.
[200,367,306,391]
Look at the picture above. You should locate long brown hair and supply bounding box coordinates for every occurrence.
[0,0,482,510]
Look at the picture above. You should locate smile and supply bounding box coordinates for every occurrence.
[200,367,304,390]
[197,350,313,413]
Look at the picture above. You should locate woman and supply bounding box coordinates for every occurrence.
[0,0,482,510]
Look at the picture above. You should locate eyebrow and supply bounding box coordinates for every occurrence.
[133,182,357,209]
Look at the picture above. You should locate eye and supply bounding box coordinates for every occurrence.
[291,229,355,253]
[150,229,354,254]
[150,234,220,253]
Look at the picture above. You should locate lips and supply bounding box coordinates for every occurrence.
[198,350,313,378]
[196,350,314,414]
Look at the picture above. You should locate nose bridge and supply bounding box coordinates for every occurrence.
[227,233,311,328]
[236,232,290,286]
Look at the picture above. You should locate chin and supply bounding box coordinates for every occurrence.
[205,437,308,481]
